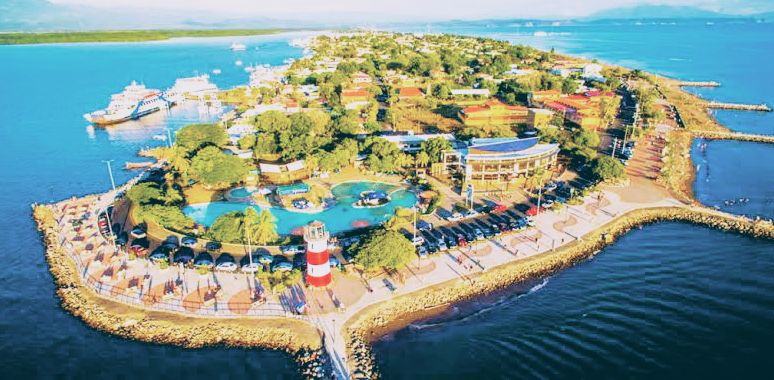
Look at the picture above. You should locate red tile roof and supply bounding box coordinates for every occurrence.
[399,87,424,98]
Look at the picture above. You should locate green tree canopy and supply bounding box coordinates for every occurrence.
[206,208,279,245]
[419,137,452,163]
[205,211,244,243]
[189,146,250,189]
[175,123,228,152]
[127,182,164,205]
[590,156,626,181]
[572,129,601,149]
[353,228,415,270]
[254,111,291,133]
[137,204,194,232]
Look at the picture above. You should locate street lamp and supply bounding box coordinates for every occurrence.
[102,160,116,192]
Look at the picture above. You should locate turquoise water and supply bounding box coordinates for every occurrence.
[228,186,255,198]
[1,21,773,379]
[185,181,418,235]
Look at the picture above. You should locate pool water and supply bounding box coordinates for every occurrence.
[184,181,417,235]
[228,187,255,199]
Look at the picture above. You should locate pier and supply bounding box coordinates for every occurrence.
[706,101,771,112]
[692,130,774,144]
[679,81,720,87]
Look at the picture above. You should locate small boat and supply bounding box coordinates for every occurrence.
[152,134,167,141]
[212,68,222,75]
[230,42,247,51]
[235,60,243,66]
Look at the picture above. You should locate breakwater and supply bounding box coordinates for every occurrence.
[692,130,774,144]
[706,102,771,112]
[679,81,720,87]
[32,204,330,379]
[343,206,774,379]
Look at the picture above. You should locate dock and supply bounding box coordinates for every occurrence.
[679,81,721,87]
[706,102,771,112]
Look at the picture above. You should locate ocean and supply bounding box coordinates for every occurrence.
[0,20,772,379]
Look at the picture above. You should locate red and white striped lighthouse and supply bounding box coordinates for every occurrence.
[304,220,332,287]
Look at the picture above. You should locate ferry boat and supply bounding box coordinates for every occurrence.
[83,81,173,126]
[166,75,218,102]
[230,42,247,51]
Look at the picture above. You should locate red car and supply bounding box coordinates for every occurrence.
[457,235,468,248]
[492,204,508,213]
[129,245,148,257]
[525,206,542,216]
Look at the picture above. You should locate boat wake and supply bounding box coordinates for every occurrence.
[409,278,550,331]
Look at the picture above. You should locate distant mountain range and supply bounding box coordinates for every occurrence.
[584,5,771,20]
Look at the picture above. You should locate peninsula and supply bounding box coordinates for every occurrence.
[33,31,774,379]
[0,29,293,45]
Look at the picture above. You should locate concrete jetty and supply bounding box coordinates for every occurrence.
[706,101,771,112]
[679,81,720,87]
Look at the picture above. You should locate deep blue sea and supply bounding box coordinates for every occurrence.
[0,21,772,379]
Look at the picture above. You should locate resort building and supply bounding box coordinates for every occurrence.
[442,137,560,194]
[381,133,456,153]
[528,108,554,129]
[544,98,601,130]
[340,89,371,110]
[528,89,562,106]
[459,99,529,126]
[259,160,309,184]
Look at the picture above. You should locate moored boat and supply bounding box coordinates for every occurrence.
[83,81,173,126]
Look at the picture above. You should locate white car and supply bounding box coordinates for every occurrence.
[448,212,464,222]
[241,262,261,273]
[216,261,238,272]
[411,236,425,246]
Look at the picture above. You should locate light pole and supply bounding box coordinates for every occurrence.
[412,205,417,242]
[536,185,543,216]
[165,128,173,148]
[102,160,116,192]
[610,137,618,158]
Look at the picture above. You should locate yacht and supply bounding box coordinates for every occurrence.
[83,81,173,126]
[230,42,247,51]
[166,75,218,102]
[212,68,222,75]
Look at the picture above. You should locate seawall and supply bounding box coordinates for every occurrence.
[343,206,774,379]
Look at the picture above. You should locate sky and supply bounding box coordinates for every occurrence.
[45,0,774,19]
[2,0,773,31]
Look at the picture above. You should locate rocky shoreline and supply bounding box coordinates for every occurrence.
[32,204,330,379]
[343,206,774,379]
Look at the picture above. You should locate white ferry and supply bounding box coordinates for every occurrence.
[166,75,219,102]
[230,42,247,51]
[83,81,173,126]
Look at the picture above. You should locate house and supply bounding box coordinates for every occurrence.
[450,88,491,98]
[351,72,372,85]
[459,99,529,126]
[340,89,371,109]
[582,63,605,81]
[529,89,562,106]
[545,98,601,130]
[398,87,425,101]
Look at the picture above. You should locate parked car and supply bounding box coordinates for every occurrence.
[215,253,237,272]
[462,209,479,219]
[448,212,463,222]
[173,247,194,264]
[411,236,425,246]
[446,235,458,248]
[205,241,222,252]
[417,245,429,259]
[543,181,558,192]
[492,204,508,213]
[427,242,438,254]
[258,254,274,265]
[148,247,169,263]
[474,228,485,240]
[194,252,214,268]
[115,232,129,246]
[437,240,448,251]
[181,236,198,248]
[526,217,536,227]
[280,245,305,255]
[271,261,294,272]
[129,244,148,257]
[162,236,179,249]
[416,220,433,232]
[457,234,468,248]
[329,256,340,267]
[383,278,396,292]
[129,227,146,239]
[240,254,261,273]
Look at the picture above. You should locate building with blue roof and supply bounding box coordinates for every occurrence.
[441,137,560,194]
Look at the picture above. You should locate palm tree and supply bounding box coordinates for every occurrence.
[415,151,430,168]
[243,208,278,246]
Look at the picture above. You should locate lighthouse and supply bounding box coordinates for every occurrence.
[304,221,332,287]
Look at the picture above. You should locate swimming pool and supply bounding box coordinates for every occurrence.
[183,181,418,235]
[227,187,255,199]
